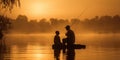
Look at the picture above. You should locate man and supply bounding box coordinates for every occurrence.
[63,25,75,46]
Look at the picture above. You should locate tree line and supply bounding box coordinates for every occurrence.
[1,14,120,33]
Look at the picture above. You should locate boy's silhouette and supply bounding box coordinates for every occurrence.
[54,31,62,46]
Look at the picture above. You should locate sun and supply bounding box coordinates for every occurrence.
[21,1,51,19]
[29,2,46,16]
[31,3,42,15]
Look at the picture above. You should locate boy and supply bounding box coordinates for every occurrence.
[54,31,61,46]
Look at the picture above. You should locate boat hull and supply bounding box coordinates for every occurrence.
[52,44,86,49]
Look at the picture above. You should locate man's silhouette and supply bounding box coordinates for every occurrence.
[62,25,75,48]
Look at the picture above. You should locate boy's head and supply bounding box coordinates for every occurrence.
[55,31,60,35]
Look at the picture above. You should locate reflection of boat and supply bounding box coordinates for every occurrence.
[52,44,86,49]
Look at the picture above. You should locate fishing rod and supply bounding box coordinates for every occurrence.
[78,8,88,19]
[70,8,88,27]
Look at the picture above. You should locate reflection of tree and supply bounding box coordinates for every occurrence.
[0,43,11,60]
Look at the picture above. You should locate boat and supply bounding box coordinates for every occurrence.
[52,44,86,49]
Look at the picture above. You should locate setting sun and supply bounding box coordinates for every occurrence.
[28,2,49,17]
[30,3,41,15]
[18,0,51,19]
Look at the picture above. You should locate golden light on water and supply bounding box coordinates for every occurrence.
[2,34,120,60]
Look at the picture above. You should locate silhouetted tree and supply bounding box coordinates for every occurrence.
[28,20,38,33]
[9,14,120,33]
[38,18,51,33]
[11,15,29,33]
[0,0,20,11]
[0,15,11,32]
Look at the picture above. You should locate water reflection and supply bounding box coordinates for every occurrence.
[54,48,75,60]
[0,45,6,60]
[54,49,61,60]
[0,44,11,60]
[1,34,120,60]
[66,49,75,60]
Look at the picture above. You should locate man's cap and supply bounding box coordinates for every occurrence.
[65,25,70,28]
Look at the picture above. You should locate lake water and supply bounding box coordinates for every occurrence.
[0,33,120,60]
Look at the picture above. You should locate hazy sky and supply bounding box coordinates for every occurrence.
[1,0,120,20]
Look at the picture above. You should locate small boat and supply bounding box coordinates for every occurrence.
[52,44,86,49]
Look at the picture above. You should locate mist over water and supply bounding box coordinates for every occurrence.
[1,33,120,60]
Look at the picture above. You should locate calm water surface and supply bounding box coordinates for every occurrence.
[0,34,120,60]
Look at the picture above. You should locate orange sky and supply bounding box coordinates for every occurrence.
[1,0,120,20]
